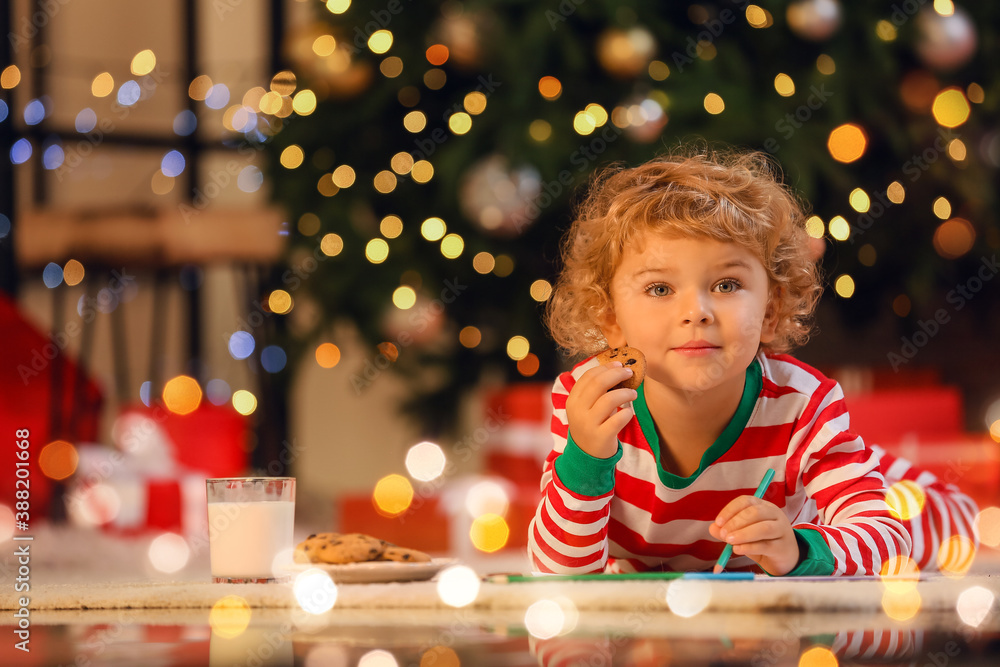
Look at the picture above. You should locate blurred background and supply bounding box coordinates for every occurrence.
[1,0,999,572]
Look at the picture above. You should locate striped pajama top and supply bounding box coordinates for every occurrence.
[528,352,979,576]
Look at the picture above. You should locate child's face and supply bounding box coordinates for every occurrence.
[600,232,777,396]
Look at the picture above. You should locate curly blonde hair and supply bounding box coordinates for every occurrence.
[546,145,822,358]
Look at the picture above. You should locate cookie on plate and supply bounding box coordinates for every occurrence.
[378,546,432,563]
[294,532,340,564]
[313,533,387,564]
[596,345,646,390]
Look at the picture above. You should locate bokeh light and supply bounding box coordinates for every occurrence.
[834,274,855,298]
[228,331,255,360]
[469,513,509,552]
[206,379,231,406]
[359,650,398,667]
[798,646,838,667]
[956,586,995,628]
[368,30,393,54]
[392,286,417,310]
[205,83,231,109]
[332,165,356,188]
[933,218,975,259]
[131,49,156,76]
[148,532,190,573]
[63,259,85,286]
[887,181,905,203]
[932,196,952,219]
[39,440,78,480]
[881,588,921,621]
[292,90,317,115]
[937,534,976,578]
[849,188,870,213]
[260,345,287,373]
[436,565,480,607]
[524,599,566,639]
[665,579,712,617]
[421,43,448,66]
[42,145,64,170]
[405,441,447,482]
[538,76,562,100]
[374,170,397,193]
[268,290,293,314]
[232,389,257,415]
[294,568,338,614]
[209,595,252,639]
[421,217,447,241]
[974,506,1000,547]
[879,555,920,594]
[280,145,304,169]
[91,72,114,97]
[403,110,427,133]
[24,99,46,125]
[774,73,795,97]
[827,123,867,163]
[315,343,341,369]
[411,160,434,183]
[419,647,459,667]
[117,80,141,106]
[448,112,472,135]
[459,326,482,348]
[932,88,971,128]
[10,138,32,165]
[507,335,530,360]
[163,375,202,415]
[365,238,390,264]
[529,279,552,302]
[320,233,344,257]
[703,92,725,114]
[465,480,509,518]
[1,65,21,89]
[440,233,464,259]
[517,353,541,377]
[161,150,185,177]
[464,91,487,115]
[886,480,926,521]
[373,474,413,517]
[380,215,403,237]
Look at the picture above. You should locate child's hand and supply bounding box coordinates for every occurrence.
[710,496,799,576]
[564,362,638,459]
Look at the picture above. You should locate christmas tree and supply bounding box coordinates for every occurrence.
[263,0,998,434]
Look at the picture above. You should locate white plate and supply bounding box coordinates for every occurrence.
[284,558,459,584]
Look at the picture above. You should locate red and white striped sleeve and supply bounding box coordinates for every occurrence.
[787,375,912,575]
[872,444,980,573]
[527,365,618,574]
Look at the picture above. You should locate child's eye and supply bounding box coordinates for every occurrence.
[645,284,671,297]
[714,279,743,294]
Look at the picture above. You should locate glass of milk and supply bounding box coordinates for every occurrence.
[206,477,296,583]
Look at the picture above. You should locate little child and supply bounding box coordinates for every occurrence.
[530,147,980,576]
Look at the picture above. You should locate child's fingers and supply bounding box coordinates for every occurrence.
[576,363,634,400]
[591,387,639,418]
[600,401,635,435]
[714,495,766,531]
[722,520,780,547]
[730,538,779,558]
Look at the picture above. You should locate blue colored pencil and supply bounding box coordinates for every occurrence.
[714,468,775,573]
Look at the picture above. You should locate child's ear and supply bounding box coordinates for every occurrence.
[598,306,628,349]
[759,287,781,344]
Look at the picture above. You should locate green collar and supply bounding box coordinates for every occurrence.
[633,358,763,489]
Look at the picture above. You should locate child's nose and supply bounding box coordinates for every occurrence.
[681,291,714,325]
